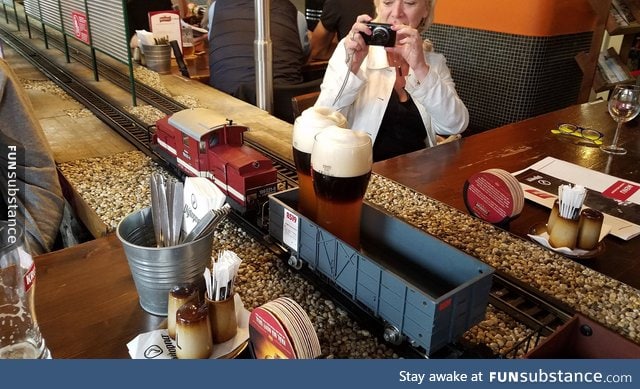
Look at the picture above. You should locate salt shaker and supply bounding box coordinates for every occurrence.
[167,283,198,339]
[0,222,50,359]
[577,209,604,250]
[175,302,213,359]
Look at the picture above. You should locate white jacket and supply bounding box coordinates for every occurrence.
[315,39,469,147]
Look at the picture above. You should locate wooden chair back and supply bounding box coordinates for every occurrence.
[291,91,320,120]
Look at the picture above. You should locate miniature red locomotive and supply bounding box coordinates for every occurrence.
[153,108,277,209]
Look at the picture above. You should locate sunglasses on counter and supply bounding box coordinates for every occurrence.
[550,123,604,145]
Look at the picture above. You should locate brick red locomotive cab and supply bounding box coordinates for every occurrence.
[153,108,277,209]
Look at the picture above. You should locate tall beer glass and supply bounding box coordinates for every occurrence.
[311,126,372,248]
[292,107,347,220]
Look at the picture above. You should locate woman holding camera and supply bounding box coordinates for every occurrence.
[314,0,468,162]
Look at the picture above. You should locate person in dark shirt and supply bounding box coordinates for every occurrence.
[207,0,309,100]
[310,0,374,60]
[304,0,324,31]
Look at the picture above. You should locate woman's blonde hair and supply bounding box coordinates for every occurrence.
[373,0,436,33]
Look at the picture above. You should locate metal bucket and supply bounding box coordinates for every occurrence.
[116,207,213,316]
[142,44,171,74]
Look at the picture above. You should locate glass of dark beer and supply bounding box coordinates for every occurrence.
[311,126,372,248]
[292,107,347,220]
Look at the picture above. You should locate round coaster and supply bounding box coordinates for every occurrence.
[248,306,296,359]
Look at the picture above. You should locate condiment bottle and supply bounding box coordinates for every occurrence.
[577,208,604,250]
[547,199,560,234]
[175,302,213,359]
[548,214,579,250]
[167,283,198,339]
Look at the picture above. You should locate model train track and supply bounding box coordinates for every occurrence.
[1,22,300,188]
[1,20,574,357]
[490,272,572,336]
[0,24,156,157]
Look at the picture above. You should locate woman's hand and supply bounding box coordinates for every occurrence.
[345,14,373,74]
[388,24,430,81]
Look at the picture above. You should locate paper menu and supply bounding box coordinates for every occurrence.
[515,157,640,240]
[148,11,182,57]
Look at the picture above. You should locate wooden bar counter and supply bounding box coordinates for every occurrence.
[35,234,163,358]
[374,100,640,290]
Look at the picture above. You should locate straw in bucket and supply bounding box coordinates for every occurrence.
[116,207,214,316]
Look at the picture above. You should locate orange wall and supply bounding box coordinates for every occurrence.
[433,0,598,37]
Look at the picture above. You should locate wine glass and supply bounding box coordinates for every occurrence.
[601,84,640,155]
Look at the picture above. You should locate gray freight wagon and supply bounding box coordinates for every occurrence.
[268,189,494,355]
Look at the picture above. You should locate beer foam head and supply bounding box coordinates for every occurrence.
[292,107,348,153]
[311,126,372,177]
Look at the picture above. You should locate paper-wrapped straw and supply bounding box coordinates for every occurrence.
[557,184,586,220]
[204,250,242,301]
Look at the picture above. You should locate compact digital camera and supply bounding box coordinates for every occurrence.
[360,22,396,47]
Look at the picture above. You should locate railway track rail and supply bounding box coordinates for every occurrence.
[0,19,575,358]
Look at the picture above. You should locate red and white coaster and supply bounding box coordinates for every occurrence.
[249,297,321,359]
[463,168,525,225]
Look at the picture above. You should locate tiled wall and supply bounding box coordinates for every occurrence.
[426,24,593,133]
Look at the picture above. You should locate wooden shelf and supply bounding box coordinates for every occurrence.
[577,0,613,100]
[593,47,636,93]
[594,1,640,93]
[607,10,640,35]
